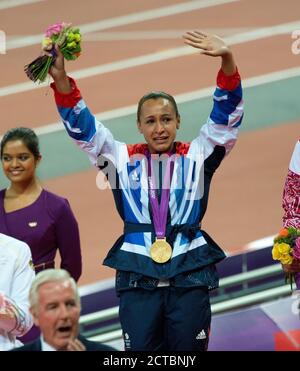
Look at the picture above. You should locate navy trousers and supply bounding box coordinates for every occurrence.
[119,286,211,351]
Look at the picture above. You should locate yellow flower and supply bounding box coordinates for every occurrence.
[42,37,52,47]
[67,32,75,42]
[74,33,81,42]
[278,242,291,255]
[281,253,294,265]
[272,243,281,260]
[272,242,293,263]
[67,41,77,49]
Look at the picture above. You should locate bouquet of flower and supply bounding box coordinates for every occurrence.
[24,22,81,83]
[272,227,300,289]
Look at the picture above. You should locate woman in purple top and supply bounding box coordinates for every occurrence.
[0,127,82,282]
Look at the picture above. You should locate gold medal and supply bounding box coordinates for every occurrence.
[150,238,172,263]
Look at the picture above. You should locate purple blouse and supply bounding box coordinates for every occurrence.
[0,189,82,281]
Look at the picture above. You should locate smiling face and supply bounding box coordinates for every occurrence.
[137,98,180,154]
[1,139,40,186]
[31,280,80,351]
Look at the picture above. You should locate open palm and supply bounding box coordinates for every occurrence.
[183,31,230,57]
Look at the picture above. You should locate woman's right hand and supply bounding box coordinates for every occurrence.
[43,42,71,93]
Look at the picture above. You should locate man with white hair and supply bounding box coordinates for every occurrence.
[13,269,115,351]
[0,233,34,350]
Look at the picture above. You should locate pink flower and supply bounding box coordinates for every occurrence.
[45,22,65,37]
[293,237,300,261]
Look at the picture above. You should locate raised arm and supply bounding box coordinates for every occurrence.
[48,45,72,93]
[43,45,119,166]
[183,31,236,75]
[183,31,243,156]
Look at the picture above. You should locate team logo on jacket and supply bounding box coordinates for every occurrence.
[124,332,131,349]
[131,170,140,182]
[196,329,206,340]
[28,222,38,228]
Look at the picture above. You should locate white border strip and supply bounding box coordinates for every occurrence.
[244,235,276,251]
[78,277,115,296]
[0,0,43,10]
[24,66,300,137]
[2,20,300,99]
[6,0,239,49]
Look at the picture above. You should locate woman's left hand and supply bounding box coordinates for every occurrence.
[183,31,231,57]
